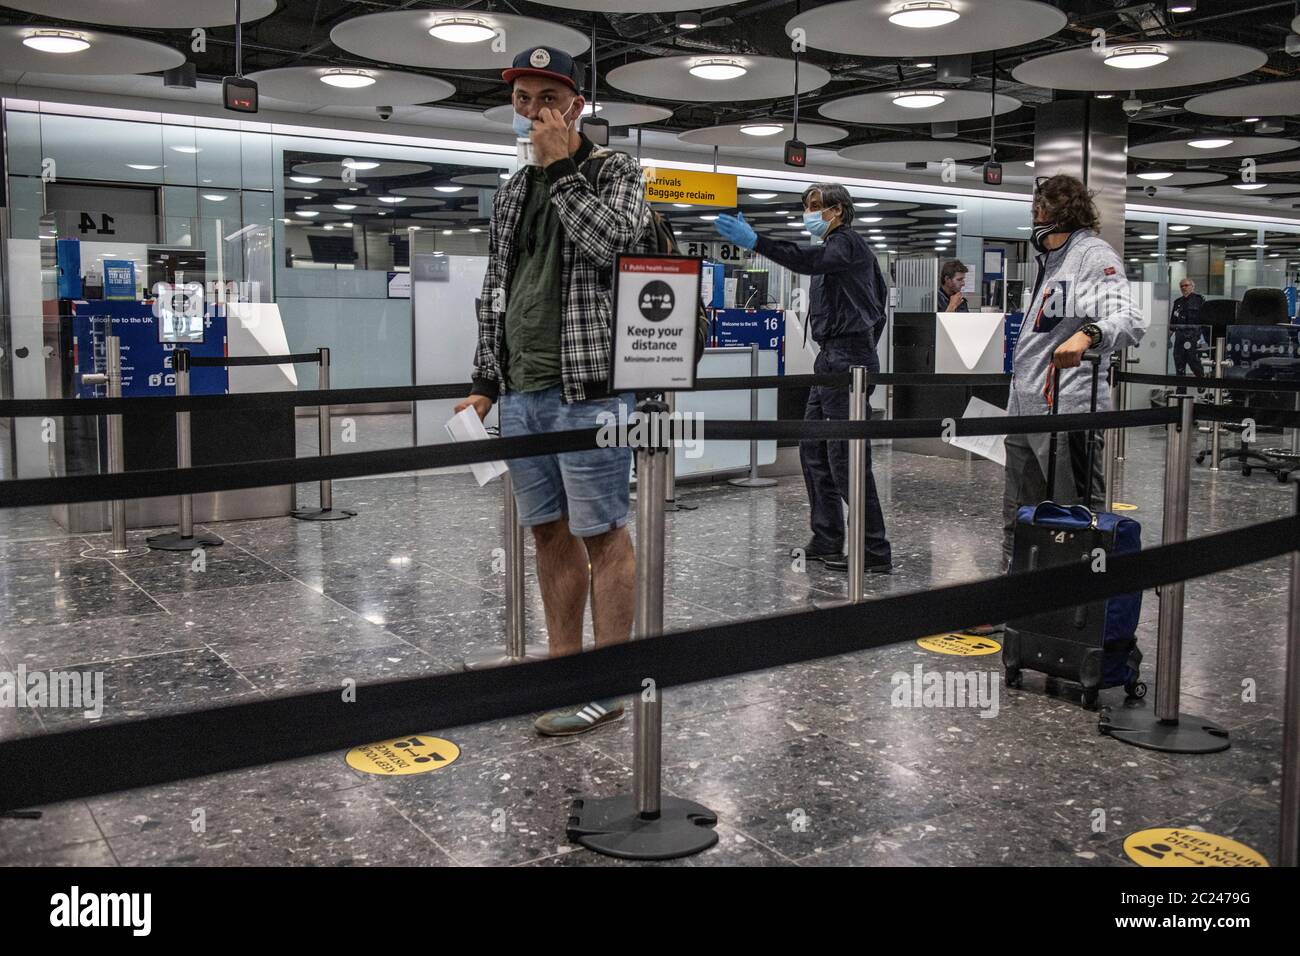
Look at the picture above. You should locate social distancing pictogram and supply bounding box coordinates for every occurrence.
[345,734,460,776]
[917,633,1003,656]
[1123,827,1268,867]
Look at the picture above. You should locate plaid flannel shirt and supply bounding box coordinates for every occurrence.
[472,136,651,404]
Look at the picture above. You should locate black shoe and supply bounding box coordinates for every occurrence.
[791,540,842,564]
[824,554,892,573]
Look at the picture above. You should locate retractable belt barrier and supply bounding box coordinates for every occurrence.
[1195,402,1300,430]
[1117,369,1300,394]
[0,512,1291,813]
[0,406,1179,510]
[189,353,322,367]
[0,372,1011,420]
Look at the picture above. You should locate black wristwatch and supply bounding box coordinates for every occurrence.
[1080,323,1102,348]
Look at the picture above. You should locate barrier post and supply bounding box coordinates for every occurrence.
[291,347,356,521]
[1210,338,1226,470]
[146,348,223,551]
[848,365,868,603]
[1280,475,1300,867]
[1103,356,1119,512]
[663,389,696,512]
[79,336,138,557]
[1100,394,1230,753]
[728,343,776,489]
[462,471,547,669]
[1115,348,1130,461]
[568,399,719,859]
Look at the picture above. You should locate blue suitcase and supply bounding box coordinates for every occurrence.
[1002,361,1147,709]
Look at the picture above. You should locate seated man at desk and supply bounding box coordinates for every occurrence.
[938,259,970,313]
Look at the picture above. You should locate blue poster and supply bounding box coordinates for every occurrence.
[70,300,229,398]
[56,239,82,300]
[1003,310,1025,374]
[103,260,137,300]
[713,308,785,375]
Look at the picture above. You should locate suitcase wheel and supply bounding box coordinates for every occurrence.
[1082,687,1100,710]
[1005,667,1022,689]
[1125,680,1147,700]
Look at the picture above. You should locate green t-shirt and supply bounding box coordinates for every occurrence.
[504,168,564,393]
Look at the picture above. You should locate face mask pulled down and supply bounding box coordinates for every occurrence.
[513,102,579,168]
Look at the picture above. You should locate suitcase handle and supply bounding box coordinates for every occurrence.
[1031,501,1098,527]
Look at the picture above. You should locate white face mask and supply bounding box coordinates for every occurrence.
[514,99,581,167]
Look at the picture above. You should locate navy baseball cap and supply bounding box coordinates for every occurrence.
[502,46,582,91]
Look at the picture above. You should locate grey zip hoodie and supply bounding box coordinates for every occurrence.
[1009,229,1147,469]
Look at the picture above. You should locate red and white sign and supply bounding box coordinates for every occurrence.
[610,254,702,391]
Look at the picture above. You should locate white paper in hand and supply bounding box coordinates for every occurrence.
[445,407,509,486]
[948,396,1008,467]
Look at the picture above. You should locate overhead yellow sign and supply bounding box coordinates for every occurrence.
[1124,828,1268,867]
[642,166,737,207]
[346,734,460,776]
[917,633,1002,656]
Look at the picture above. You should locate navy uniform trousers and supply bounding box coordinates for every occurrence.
[801,334,892,564]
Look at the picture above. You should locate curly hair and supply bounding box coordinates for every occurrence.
[1033,174,1101,232]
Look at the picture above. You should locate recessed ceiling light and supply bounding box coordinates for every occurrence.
[689,58,747,80]
[409,226,422,231]
[674,203,692,208]
[1104,44,1169,70]
[1233,231,1248,236]
[1251,243,1267,248]
[1169,1,1196,12]
[859,216,882,223]
[1188,138,1233,149]
[874,242,887,248]
[126,164,160,171]
[320,69,376,89]
[1017,226,1031,230]
[290,175,322,184]
[337,222,353,228]
[499,172,509,179]
[171,146,201,154]
[939,230,955,236]
[468,227,482,233]
[869,228,883,233]
[1136,171,1173,181]
[1169,224,1190,231]
[334,203,357,210]
[740,124,785,136]
[749,192,778,200]
[944,221,958,226]
[1233,183,1267,190]
[429,16,496,44]
[914,60,934,68]
[23,30,90,54]
[888,2,960,29]
[859,202,879,208]
[342,159,380,170]
[378,196,406,204]
[297,210,320,217]
[434,185,463,193]
[946,207,962,213]
[1140,233,1158,239]
[700,215,718,221]
[202,194,228,201]
[323,224,334,231]
[1243,116,1261,123]
[935,239,950,245]
[1095,93,1115,99]
[892,90,946,109]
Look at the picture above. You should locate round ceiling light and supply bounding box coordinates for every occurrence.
[888,2,960,29]
[333,203,357,210]
[749,192,778,199]
[1187,138,1233,149]
[740,124,785,136]
[434,185,463,193]
[297,210,320,217]
[290,175,322,184]
[892,90,946,109]
[202,194,227,201]
[320,69,375,89]
[428,17,496,44]
[342,159,380,170]
[1169,224,1191,231]
[689,58,747,80]
[1136,171,1174,180]
[378,196,407,204]
[1104,44,1169,70]
[126,164,160,170]
[1233,183,1267,190]
[22,30,90,54]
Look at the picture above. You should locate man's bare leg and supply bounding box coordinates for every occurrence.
[531,518,588,657]
[583,525,635,648]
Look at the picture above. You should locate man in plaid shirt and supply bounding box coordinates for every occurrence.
[456,45,650,737]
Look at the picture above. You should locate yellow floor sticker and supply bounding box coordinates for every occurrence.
[346,734,460,776]
[917,633,1003,656]
[1124,828,1268,867]
[1112,502,1138,511]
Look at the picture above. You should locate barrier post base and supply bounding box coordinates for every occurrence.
[146,531,224,552]
[1099,708,1230,754]
[567,795,718,860]
[664,499,698,512]
[727,476,777,488]
[291,507,357,521]
[461,646,549,671]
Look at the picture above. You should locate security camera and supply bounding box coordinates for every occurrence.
[1122,98,1143,118]
[1144,185,1158,198]
[376,105,393,121]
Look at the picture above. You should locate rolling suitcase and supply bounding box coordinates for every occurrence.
[1001,359,1147,709]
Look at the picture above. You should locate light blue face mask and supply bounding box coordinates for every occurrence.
[803,209,832,240]
[512,111,533,138]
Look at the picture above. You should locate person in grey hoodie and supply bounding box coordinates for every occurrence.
[1002,174,1147,569]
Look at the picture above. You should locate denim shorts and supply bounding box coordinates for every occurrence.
[498,386,634,537]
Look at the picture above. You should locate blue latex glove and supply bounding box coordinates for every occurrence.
[713,212,757,250]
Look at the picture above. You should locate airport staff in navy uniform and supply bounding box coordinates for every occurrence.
[1170,277,1207,382]
[714,184,893,574]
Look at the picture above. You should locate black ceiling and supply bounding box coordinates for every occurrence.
[4,0,1299,178]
